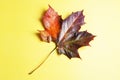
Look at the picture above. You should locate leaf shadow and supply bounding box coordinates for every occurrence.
[35,32,42,42]
[38,8,46,27]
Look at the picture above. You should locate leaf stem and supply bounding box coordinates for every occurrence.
[28,46,57,75]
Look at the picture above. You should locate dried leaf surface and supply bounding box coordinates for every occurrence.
[39,6,95,59]
[39,6,61,42]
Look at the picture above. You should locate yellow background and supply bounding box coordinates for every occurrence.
[0,0,120,80]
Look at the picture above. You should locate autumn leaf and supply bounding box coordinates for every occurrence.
[39,5,62,42]
[29,5,95,75]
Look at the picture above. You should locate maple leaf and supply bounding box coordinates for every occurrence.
[29,6,95,75]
